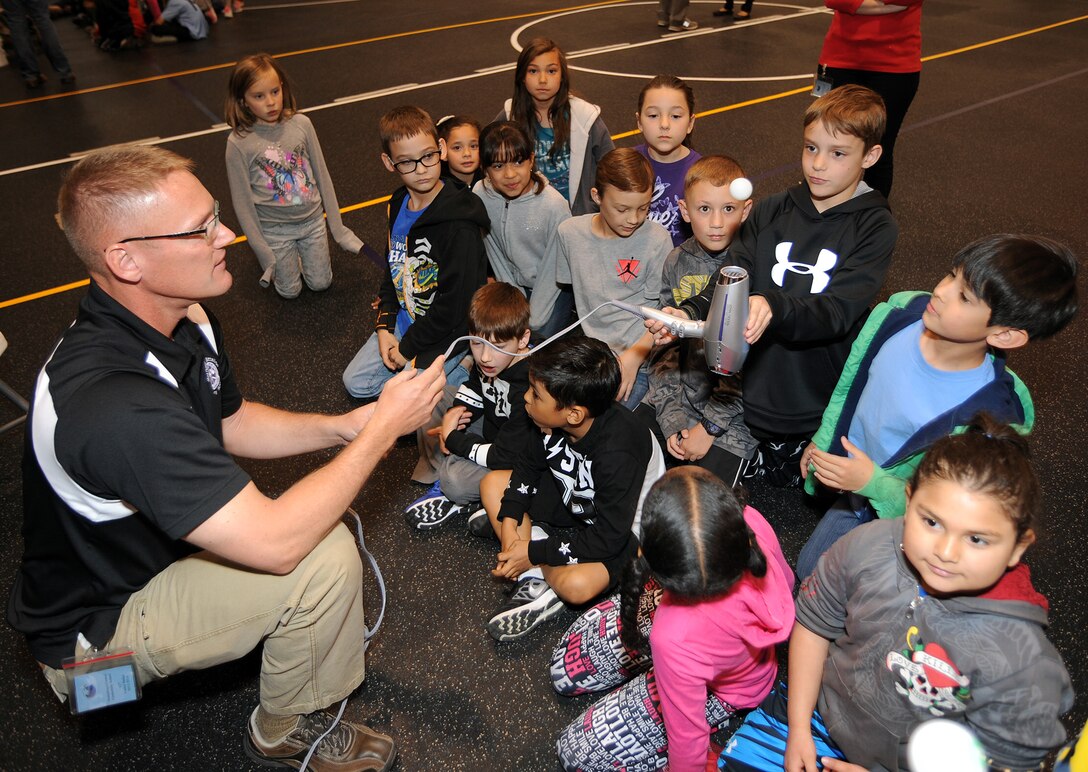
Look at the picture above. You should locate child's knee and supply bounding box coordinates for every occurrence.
[480,470,511,511]
[275,281,302,300]
[305,275,332,293]
[549,567,609,606]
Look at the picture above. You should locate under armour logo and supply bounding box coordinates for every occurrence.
[616,259,640,284]
[771,242,838,293]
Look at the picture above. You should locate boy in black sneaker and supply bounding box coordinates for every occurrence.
[479,336,665,640]
[406,283,533,530]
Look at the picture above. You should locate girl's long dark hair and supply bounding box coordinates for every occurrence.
[510,37,571,165]
[620,467,766,653]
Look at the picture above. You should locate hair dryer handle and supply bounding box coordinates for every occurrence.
[609,301,705,339]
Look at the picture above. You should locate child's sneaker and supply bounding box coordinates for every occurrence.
[487,577,563,641]
[243,707,397,771]
[404,482,465,530]
[467,507,497,540]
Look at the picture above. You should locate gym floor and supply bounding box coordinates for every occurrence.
[0,1,1086,769]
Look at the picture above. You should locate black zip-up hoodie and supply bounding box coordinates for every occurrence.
[681,182,897,436]
[376,178,490,366]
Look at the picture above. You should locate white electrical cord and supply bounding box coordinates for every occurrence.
[297,507,387,772]
[439,301,637,363]
[299,302,663,770]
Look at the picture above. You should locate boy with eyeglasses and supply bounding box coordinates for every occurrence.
[343,105,490,398]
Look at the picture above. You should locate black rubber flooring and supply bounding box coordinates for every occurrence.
[0,1,1086,769]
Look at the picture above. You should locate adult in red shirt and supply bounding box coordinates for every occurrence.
[816,0,923,198]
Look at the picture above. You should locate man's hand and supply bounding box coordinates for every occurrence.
[808,436,874,492]
[745,295,773,344]
[377,328,406,370]
[644,306,692,347]
[819,760,866,772]
[667,423,714,462]
[336,403,377,444]
[493,538,532,580]
[367,357,446,442]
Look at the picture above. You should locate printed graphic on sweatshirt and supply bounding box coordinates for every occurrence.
[535,130,570,201]
[616,259,641,284]
[393,237,438,319]
[543,432,597,519]
[885,625,971,716]
[670,272,711,306]
[484,378,514,419]
[647,176,682,240]
[256,143,318,206]
[771,242,838,294]
[455,377,513,418]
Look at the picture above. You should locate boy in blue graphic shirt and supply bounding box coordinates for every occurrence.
[342,105,489,398]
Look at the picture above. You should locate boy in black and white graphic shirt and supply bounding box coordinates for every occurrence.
[406,283,533,530]
[478,337,664,641]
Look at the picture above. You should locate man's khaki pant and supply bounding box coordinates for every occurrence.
[44,524,366,716]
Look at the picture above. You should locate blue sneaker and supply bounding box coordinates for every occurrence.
[404,482,468,530]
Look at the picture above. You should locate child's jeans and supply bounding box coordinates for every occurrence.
[620,363,651,411]
[795,492,876,580]
[263,212,332,299]
[343,312,469,399]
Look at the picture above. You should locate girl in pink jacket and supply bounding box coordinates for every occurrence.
[552,466,796,771]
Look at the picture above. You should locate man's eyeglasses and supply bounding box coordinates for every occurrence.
[390,151,442,175]
[116,201,221,247]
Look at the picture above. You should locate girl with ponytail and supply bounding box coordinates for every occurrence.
[551,467,795,771]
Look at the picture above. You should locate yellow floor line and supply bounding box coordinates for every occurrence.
[0,0,628,109]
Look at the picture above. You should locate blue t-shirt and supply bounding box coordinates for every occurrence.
[847,320,995,465]
[635,144,701,247]
[389,197,427,316]
[534,125,570,202]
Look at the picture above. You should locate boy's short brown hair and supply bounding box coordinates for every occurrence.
[379,105,439,156]
[468,283,531,342]
[595,147,654,195]
[683,155,746,196]
[803,84,886,152]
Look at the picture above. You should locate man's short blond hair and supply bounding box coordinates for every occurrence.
[58,146,193,272]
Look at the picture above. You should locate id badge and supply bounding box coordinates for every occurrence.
[811,73,834,98]
[63,651,141,714]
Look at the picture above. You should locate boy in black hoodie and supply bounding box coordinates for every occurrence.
[342,105,489,398]
[651,84,898,487]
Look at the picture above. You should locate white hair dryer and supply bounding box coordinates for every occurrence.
[610,265,751,375]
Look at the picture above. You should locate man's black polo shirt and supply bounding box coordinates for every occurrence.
[8,282,251,667]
